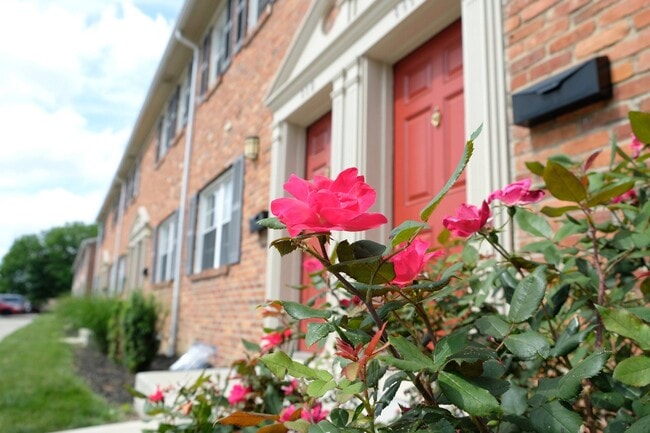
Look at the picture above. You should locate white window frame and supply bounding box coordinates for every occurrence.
[155,212,177,283]
[194,169,234,273]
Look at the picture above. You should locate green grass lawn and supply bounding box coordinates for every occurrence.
[0,313,124,433]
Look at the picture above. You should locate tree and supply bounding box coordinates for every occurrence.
[0,222,97,305]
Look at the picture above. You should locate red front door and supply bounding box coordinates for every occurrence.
[393,20,465,244]
[300,112,331,350]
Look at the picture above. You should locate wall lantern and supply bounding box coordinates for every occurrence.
[512,56,612,127]
[244,136,260,160]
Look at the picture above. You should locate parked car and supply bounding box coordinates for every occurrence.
[0,294,32,315]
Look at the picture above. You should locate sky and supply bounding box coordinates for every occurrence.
[0,0,183,260]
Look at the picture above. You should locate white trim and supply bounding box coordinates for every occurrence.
[265,0,509,300]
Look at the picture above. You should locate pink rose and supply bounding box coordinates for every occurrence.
[227,383,252,405]
[389,238,441,286]
[271,168,388,236]
[442,201,491,237]
[488,178,544,206]
[303,258,324,274]
[279,404,299,422]
[281,379,300,396]
[631,134,645,159]
[260,328,292,352]
[148,386,164,403]
[612,189,637,204]
[301,402,329,423]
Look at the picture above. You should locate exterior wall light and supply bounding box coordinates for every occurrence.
[244,136,260,160]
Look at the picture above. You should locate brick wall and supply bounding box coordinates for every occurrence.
[505,0,649,181]
[94,0,311,367]
[166,0,309,365]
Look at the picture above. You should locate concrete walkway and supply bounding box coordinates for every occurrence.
[51,420,159,433]
[0,313,36,340]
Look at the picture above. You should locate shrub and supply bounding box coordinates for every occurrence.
[143,112,650,432]
[55,295,120,354]
[120,290,160,373]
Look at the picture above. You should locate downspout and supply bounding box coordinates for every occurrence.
[168,30,199,357]
[111,180,125,295]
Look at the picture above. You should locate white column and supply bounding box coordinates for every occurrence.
[461,0,511,247]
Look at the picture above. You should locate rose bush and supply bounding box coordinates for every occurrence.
[140,112,650,433]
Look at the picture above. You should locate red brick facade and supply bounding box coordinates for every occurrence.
[88,0,649,367]
[506,0,649,179]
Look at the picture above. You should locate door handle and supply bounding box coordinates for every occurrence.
[431,106,441,128]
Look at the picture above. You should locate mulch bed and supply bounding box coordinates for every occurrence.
[73,344,177,406]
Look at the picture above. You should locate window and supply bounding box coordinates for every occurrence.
[181,61,193,127]
[199,29,212,97]
[165,86,180,149]
[192,156,244,273]
[248,0,271,30]
[116,255,127,294]
[218,0,233,75]
[154,212,177,283]
[235,0,247,50]
[125,161,140,205]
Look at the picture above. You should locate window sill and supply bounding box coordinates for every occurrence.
[190,265,230,283]
[152,281,174,290]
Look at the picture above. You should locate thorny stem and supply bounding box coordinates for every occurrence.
[397,289,438,347]
[584,210,607,348]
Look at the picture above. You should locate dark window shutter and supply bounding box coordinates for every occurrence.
[185,194,198,275]
[150,226,158,283]
[227,155,244,265]
[235,0,247,51]
[199,29,212,96]
[155,118,164,162]
[220,0,233,74]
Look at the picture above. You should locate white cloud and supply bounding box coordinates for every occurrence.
[0,0,179,260]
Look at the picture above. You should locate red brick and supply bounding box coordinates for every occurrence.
[510,47,546,74]
[508,17,545,45]
[510,71,529,92]
[521,0,558,22]
[598,0,647,26]
[575,0,619,24]
[525,16,570,51]
[638,49,650,71]
[506,0,530,17]
[575,22,630,58]
[640,95,650,112]
[604,27,650,62]
[549,20,595,53]
[507,42,526,62]
[611,62,634,83]
[552,0,591,18]
[529,52,573,82]
[614,75,650,101]
[505,15,521,33]
[557,130,611,157]
[634,7,650,29]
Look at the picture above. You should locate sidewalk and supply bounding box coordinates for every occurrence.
[51,420,159,433]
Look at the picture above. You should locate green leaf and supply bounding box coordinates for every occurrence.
[629,111,650,143]
[420,125,480,221]
[388,335,435,371]
[306,379,336,397]
[501,384,528,416]
[613,356,650,387]
[390,220,429,247]
[540,205,581,217]
[308,421,342,433]
[350,240,388,258]
[329,409,349,428]
[504,331,550,359]
[627,415,650,433]
[526,161,545,176]
[260,351,293,378]
[306,322,334,347]
[282,301,332,320]
[596,305,650,350]
[475,315,510,339]
[328,257,395,285]
[515,209,553,238]
[257,216,286,230]
[270,238,298,256]
[437,371,502,417]
[508,266,547,323]
[586,181,635,207]
[543,160,587,203]
[557,350,609,400]
[530,401,582,433]
[432,329,469,371]
[241,338,261,353]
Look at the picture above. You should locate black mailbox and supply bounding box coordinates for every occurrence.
[512,56,612,127]
[249,210,269,233]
